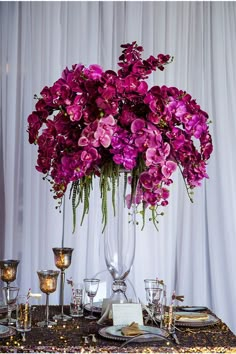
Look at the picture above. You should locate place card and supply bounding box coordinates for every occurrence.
[101,298,113,319]
[112,303,144,325]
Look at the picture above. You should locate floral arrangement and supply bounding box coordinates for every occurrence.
[27,41,213,232]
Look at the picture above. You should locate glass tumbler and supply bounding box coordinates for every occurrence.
[70,284,84,317]
[16,295,32,333]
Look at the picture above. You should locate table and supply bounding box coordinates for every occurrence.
[0,305,236,353]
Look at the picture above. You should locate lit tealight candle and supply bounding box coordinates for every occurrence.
[41,277,56,293]
[55,254,66,268]
[1,268,15,282]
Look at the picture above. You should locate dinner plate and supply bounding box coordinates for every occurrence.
[178,306,208,312]
[0,305,8,314]
[175,311,219,327]
[0,326,15,339]
[0,325,9,335]
[84,302,102,314]
[99,325,168,342]
[0,301,16,314]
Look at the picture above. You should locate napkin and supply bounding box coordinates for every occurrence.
[175,313,209,321]
[121,322,145,336]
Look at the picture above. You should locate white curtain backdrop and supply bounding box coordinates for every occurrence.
[1,1,236,334]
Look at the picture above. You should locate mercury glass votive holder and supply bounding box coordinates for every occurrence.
[52,247,74,321]
[52,248,73,270]
[37,270,60,327]
[0,260,20,285]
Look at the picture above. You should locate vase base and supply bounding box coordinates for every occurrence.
[97,291,129,325]
[53,313,72,321]
[36,320,57,327]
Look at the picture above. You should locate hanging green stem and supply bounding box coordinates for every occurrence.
[71,181,79,233]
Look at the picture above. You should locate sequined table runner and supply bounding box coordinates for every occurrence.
[0,305,236,353]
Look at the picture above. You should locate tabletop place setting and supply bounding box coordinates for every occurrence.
[1,250,233,353]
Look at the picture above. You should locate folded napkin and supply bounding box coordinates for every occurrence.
[175,313,209,321]
[121,322,145,336]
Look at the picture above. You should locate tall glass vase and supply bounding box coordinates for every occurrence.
[97,172,137,325]
[104,172,136,303]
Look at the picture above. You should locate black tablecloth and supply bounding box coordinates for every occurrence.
[0,305,236,353]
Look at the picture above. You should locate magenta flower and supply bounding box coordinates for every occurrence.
[161,161,177,178]
[66,104,83,122]
[27,41,213,231]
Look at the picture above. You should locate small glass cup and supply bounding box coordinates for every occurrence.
[70,283,84,318]
[16,295,32,338]
[144,279,162,320]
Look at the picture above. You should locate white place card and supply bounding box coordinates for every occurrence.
[101,298,113,319]
[112,303,144,325]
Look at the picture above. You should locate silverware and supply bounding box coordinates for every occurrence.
[171,332,180,345]
[120,332,173,348]
[138,298,160,326]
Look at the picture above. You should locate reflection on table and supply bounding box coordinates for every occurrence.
[0,305,236,353]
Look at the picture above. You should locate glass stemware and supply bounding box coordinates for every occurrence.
[144,279,162,322]
[0,260,20,325]
[52,247,73,321]
[37,270,59,327]
[83,279,100,320]
[2,286,19,325]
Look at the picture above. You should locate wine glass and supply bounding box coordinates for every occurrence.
[144,279,162,322]
[83,279,100,320]
[37,270,59,327]
[2,286,19,325]
[52,247,73,321]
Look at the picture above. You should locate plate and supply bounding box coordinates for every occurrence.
[99,325,168,342]
[0,302,16,314]
[178,306,208,312]
[0,305,8,314]
[0,325,9,335]
[0,326,15,339]
[175,311,219,327]
[84,302,102,314]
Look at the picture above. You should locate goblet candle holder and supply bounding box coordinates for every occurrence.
[37,270,60,327]
[52,248,73,321]
[0,259,20,325]
[0,260,20,286]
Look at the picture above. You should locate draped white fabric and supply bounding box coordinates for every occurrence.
[1,1,236,334]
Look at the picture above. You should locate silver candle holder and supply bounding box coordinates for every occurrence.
[37,270,59,327]
[52,248,74,321]
[0,260,20,286]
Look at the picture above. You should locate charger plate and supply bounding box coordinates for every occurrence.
[99,325,168,342]
[175,312,219,327]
